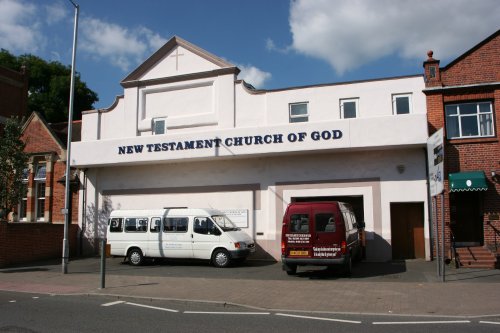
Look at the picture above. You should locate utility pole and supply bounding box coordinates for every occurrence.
[62,0,79,274]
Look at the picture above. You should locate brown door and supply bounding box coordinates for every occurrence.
[390,203,425,259]
[449,192,483,246]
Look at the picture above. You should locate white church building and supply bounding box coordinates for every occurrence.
[72,36,430,261]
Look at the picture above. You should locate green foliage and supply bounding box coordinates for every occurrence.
[0,49,98,122]
[0,117,29,214]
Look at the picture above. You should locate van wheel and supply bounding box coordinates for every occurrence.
[128,248,144,266]
[212,249,231,268]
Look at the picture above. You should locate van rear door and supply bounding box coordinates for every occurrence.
[312,203,343,259]
[283,205,313,259]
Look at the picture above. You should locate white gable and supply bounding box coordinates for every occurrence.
[140,45,222,80]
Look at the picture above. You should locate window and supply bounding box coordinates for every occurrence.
[34,164,46,221]
[163,217,188,233]
[392,94,412,115]
[315,213,336,232]
[125,217,148,232]
[193,217,218,235]
[445,102,494,139]
[150,217,161,232]
[18,168,29,221]
[340,98,358,119]
[153,118,166,135]
[289,102,308,123]
[109,218,123,232]
[289,214,309,233]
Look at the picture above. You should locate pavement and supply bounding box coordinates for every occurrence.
[1,257,500,317]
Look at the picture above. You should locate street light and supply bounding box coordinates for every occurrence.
[62,0,79,274]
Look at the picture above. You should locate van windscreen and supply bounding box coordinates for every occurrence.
[212,215,239,231]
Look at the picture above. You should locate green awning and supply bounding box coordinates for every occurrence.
[449,171,488,192]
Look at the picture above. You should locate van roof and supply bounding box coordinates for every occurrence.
[109,208,224,217]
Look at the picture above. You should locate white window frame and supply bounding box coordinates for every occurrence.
[34,164,46,222]
[392,93,412,115]
[289,102,309,123]
[17,168,29,222]
[340,98,359,119]
[153,117,167,135]
[445,101,495,139]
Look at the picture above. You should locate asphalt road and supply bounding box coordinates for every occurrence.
[1,291,499,333]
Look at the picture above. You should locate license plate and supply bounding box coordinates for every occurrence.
[290,250,309,256]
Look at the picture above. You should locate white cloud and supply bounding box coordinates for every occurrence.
[44,2,68,25]
[237,64,272,88]
[289,0,500,75]
[80,17,167,71]
[0,0,42,53]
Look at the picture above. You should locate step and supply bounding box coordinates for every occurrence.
[457,253,495,260]
[459,262,496,269]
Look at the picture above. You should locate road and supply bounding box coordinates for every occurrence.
[1,291,499,333]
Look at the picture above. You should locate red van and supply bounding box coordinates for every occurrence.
[281,201,364,276]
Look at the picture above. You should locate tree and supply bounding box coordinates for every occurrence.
[0,49,98,122]
[0,117,29,219]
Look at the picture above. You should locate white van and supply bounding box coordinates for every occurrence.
[106,207,255,267]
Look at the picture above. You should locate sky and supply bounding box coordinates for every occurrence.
[1,0,499,110]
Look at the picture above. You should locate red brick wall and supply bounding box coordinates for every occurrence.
[0,220,78,267]
[22,117,64,156]
[441,33,500,86]
[425,31,500,257]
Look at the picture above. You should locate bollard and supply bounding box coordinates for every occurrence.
[100,238,106,289]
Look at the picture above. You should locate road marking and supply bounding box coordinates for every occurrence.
[373,320,470,325]
[32,297,39,299]
[9,300,16,303]
[275,313,361,324]
[101,301,125,307]
[184,311,270,315]
[480,321,500,325]
[125,302,179,313]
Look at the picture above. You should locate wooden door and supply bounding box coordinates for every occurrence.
[390,203,425,259]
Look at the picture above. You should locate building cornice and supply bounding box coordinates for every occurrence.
[423,81,500,93]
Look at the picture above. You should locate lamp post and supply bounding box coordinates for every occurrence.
[62,0,79,274]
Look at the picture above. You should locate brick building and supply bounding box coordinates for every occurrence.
[423,30,500,268]
[18,111,81,225]
[0,65,28,127]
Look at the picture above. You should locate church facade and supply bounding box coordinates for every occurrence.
[72,37,430,261]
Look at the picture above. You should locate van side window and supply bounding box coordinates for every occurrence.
[290,214,309,233]
[163,217,188,233]
[315,213,336,232]
[109,218,123,232]
[342,212,355,231]
[193,217,218,235]
[125,217,148,232]
[150,217,161,233]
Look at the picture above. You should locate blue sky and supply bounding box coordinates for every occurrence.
[1,0,499,109]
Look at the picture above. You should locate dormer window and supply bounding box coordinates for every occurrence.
[153,118,166,135]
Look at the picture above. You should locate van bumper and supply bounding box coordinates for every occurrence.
[281,256,347,266]
[230,249,252,259]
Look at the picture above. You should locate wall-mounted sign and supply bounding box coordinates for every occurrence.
[220,209,249,228]
[117,129,343,155]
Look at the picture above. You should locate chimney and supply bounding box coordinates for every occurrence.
[423,50,441,87]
